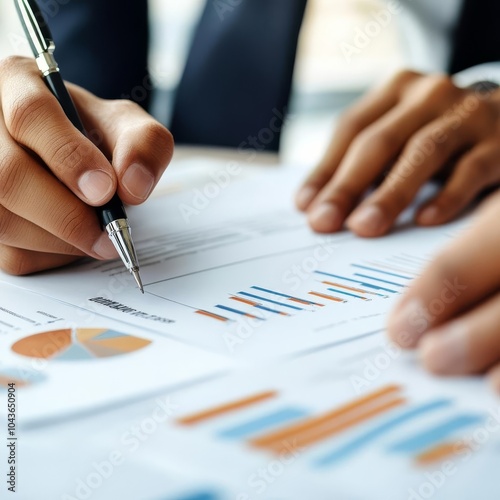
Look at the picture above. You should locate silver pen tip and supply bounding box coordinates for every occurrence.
[131,269,144,294]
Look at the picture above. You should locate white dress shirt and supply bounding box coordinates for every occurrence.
[396,0,500,85]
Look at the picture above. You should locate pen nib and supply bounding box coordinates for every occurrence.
[131,269,144,294]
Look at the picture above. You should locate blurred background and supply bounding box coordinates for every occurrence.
[0,0,404,165]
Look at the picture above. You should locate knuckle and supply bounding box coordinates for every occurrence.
[0,55,30,75]
[353,127,393,154]
[428,253,456,285]
[337,109,364,135]
[326,183,359,207]
[5,91,52,139]
[49,138,90,171]
[463,154,493,180]
[142,121,174,157]
[55,205,92,248]
[0,206,13,243]
[392,69,421,86]
[426,75,457,100]
[0,150,26,204]
[438,190,464,211]
[379,185,412,212]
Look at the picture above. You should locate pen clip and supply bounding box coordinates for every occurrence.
[15,0,55,57]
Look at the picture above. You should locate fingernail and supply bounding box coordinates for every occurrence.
[387,298,428,348]
[420,322,468,374]
[347,204,386,234]
[78,170,114,204]
[92,233,118,260]
[296,186,318,210]
[122,163,155,201]
[308,202,343,232]
[418,205,440,225]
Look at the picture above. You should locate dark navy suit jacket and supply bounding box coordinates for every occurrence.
[46,0,500,151]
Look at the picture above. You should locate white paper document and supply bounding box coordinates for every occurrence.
[0,164,467,362]
[0,159,489,500]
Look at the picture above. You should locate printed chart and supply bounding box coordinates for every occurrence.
[194,253,421,324]
[0,366,45,388]
[11,328,152,361]
[175,384,482,469]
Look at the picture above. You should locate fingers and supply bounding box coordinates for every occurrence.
[0,57,117,206]
[387,192,500,349]
[0,205,85,255]
[68,84,174,205]
[305,100,436,233]
[0,128,117,260]
[296,70,420,211]
[345,109,479,237]
[419,294,500,375]
[0,57,174,210]
[303,73,467,234]
[0,244,80,276]
[416,139,500,225]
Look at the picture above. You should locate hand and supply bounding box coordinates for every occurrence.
[387,191,500,391]
[0,57,173,275]
[296,70,500,236]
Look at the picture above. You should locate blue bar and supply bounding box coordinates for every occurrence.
[170,493,219,500]
[327,288,367,300]
[314,271,397,294]
[351,264,412,280]
[315,399,452,467]
[216,305,264,320]
[254,304,286,315]
[218,407,309,440]
[238,292,302,311]
[388,414,483,454]
[354,273,406,288]
[251,286,320,306]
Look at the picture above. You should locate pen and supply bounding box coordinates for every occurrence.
[15,0,144,293]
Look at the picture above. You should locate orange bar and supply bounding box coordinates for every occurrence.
[195,310,229,322]
[250,385,402,449]
[267,397,405,455]
[177,391,278,426]
[309,291,344,303]
[231,296,258,306]
[289,298,324,307]
[415,442,470,466]
[322,281,373,295]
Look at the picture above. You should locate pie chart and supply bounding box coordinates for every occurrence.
[11,328,151,361]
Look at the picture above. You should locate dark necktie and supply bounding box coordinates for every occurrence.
[170,0,308,152]
[449,0,500,74]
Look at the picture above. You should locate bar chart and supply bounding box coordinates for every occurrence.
[194,253,420,324]
[175,383,483,470]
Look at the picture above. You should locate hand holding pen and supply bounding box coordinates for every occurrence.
[0,1,172,282]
